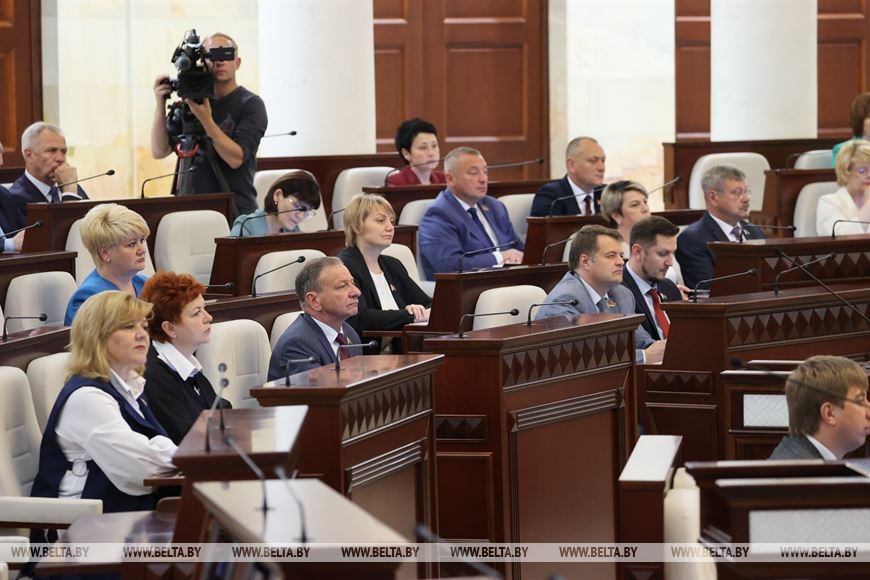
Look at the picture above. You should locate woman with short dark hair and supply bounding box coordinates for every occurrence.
[230,169,321,236]
[386,117,446,186]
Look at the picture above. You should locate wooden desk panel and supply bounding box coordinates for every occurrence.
[425,314,640,579]
[0,327,70,370]
[20,193,234,258]
[708,235,870,295]
[204,291,299,336]
[762,167,836,227]
[0,251,76,306]
[209,226,417,295]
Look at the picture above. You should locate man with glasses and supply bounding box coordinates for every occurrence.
[151,32,267,218]
[675,165,764,289]
[771,355,870,460]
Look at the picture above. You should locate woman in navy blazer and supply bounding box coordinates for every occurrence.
[337,194,431,352]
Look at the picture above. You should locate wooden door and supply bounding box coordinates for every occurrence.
[374,0,549,180]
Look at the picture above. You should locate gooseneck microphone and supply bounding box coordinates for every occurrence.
[458,240,517,273]
[774,249,870,325]
[327,207,346,229]
[56,169,115,190]
[382,157,447,186]
[2,313,47,341]
[252,255,306,298]
[458,309,519,338]
[204,282,235,292]
[742,222,796,233]
[526,299,577,326]
[224,434,270,515]
[540,235,574,265]
[646,176,682,195]
[487,157,545,171]
[203,363,229,453]
[416,523,501,579]
[335,340,379,371]
[772,253,835,296]
[547,193,579,216]
[140,166,197,198]
[283,357,315,386]
[831,219,870,238]
[236,207,313,238]
[262,131,298,138]
[0,220,44,240]
[273,466,309,543]
[691,268,757,303]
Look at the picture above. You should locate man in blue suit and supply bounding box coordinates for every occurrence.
[268,256,364,380]
[675,165,765,289]
[530,136,606,217]
[7,122,89,230]
[419,146,524,280]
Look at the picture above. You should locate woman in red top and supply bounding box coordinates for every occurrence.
[386,117,447,186]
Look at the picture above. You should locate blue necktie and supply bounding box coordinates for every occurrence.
[48,186,60,203]
[468,207,491,243]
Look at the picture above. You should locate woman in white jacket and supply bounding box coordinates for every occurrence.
[817,140,870,236]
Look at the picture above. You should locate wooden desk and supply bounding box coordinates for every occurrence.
[362,179,548,219]
[20,193,234,257]
[209,226,417,295]
[643,285,870,462]
[0,251,76,306]
[251,354,441,548]
[425,314,640,580]
[523,209,705,265]
[195,479,405,579]
[0,327,69,370]
[205,291,299,336]
[762,167,836,227]
[708,235,870,295]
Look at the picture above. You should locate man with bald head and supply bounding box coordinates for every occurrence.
[531,136,606,216]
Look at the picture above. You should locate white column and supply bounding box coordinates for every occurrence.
[710,0,817,140]
[257,0,376,157]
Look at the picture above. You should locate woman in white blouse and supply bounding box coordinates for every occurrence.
[818,140,870,236]
[30,291,176,513]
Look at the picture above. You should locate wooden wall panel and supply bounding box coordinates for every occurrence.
[0,0,41,165]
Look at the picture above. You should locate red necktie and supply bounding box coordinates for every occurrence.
[336,332,350,360]
[648,288,669,339]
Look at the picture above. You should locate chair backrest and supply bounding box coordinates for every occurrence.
[380,243,422,285]
[26,353,71,432]
[472,285,546,331]
[398,198,435,226]
[498,193,534,243]
[65,219,155,284]
[4,272,77,332]
[793,181,838,237]
[687,152,770,212]
[269,311,303,349]
[154,210,229,284]
[195,319,271,408]
[253,169,328,233]
[0,367,42,497]
[794,149,834,170]
[331,167,395,229]
[252,249,326,295]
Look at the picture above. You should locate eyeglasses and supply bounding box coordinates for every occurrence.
[290,204,316,219]
[714,188,751,198]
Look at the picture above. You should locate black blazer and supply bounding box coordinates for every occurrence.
[621,269,682,341]
[0,186,20,241]
[530,176,603,217]
[143,345,231,445]
[7,174,88,230]
[338,246,432,346]
[675,211,765,289]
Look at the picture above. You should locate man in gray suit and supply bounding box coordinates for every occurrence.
[770,356,870,460]
[535,224,666,363]
[268,256,363,380]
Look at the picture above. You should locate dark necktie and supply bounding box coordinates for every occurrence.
[336,332,350,360]
[647,287,670,339]
[467,206,491,243]
[48,186,60,203]
[731,224,744,242]
[583,194,593,216]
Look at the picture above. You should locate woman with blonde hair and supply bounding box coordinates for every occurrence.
[64,203,150,325]
[818,140,870,236]
[31,291,176,513]
[600,180,651,256]
[338,194,430,351]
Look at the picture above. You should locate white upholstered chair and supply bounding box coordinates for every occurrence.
[498,193,534,243]
[195,319,272,408]
[398,199,435,226]
[0,367,102,534]
[792,181,838,237]
[794,149,834,170]
[471,285,546,331]
[154,210,229,284]
[331,167,394,229]
[4,272,77,332]
[269,311,303,349]
[253,169,328,233]
[687,152,770,212]
[252,249,326,296]
[65,218,155,284]
[381,242,433,299]
[26,353,72,431]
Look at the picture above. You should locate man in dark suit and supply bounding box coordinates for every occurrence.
[7,122,89,230]
[535,225,665,364]
[419,146,524,280]
[621,216,683,341]
[675,165,765,289]
[530,136,605,217]
[0,139,25,252]
[770,356,870,460]
[268,256,364,380]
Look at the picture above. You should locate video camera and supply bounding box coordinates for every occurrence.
[164,29,235,101]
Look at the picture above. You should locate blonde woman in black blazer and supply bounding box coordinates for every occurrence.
[337,194,431,351]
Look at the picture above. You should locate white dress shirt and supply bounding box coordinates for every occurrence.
[311,316,342,357]
[152,340,204,394]
[709,213,743,242]
[371,271,400,310]
[567,177,595,215]
[625,263,667,339]
[806,434,838,460]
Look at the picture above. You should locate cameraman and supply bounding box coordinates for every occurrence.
[150,32,267,217]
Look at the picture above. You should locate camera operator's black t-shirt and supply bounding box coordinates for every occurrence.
[188,86,267,217]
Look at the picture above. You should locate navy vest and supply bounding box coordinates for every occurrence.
[30,375,170,513]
